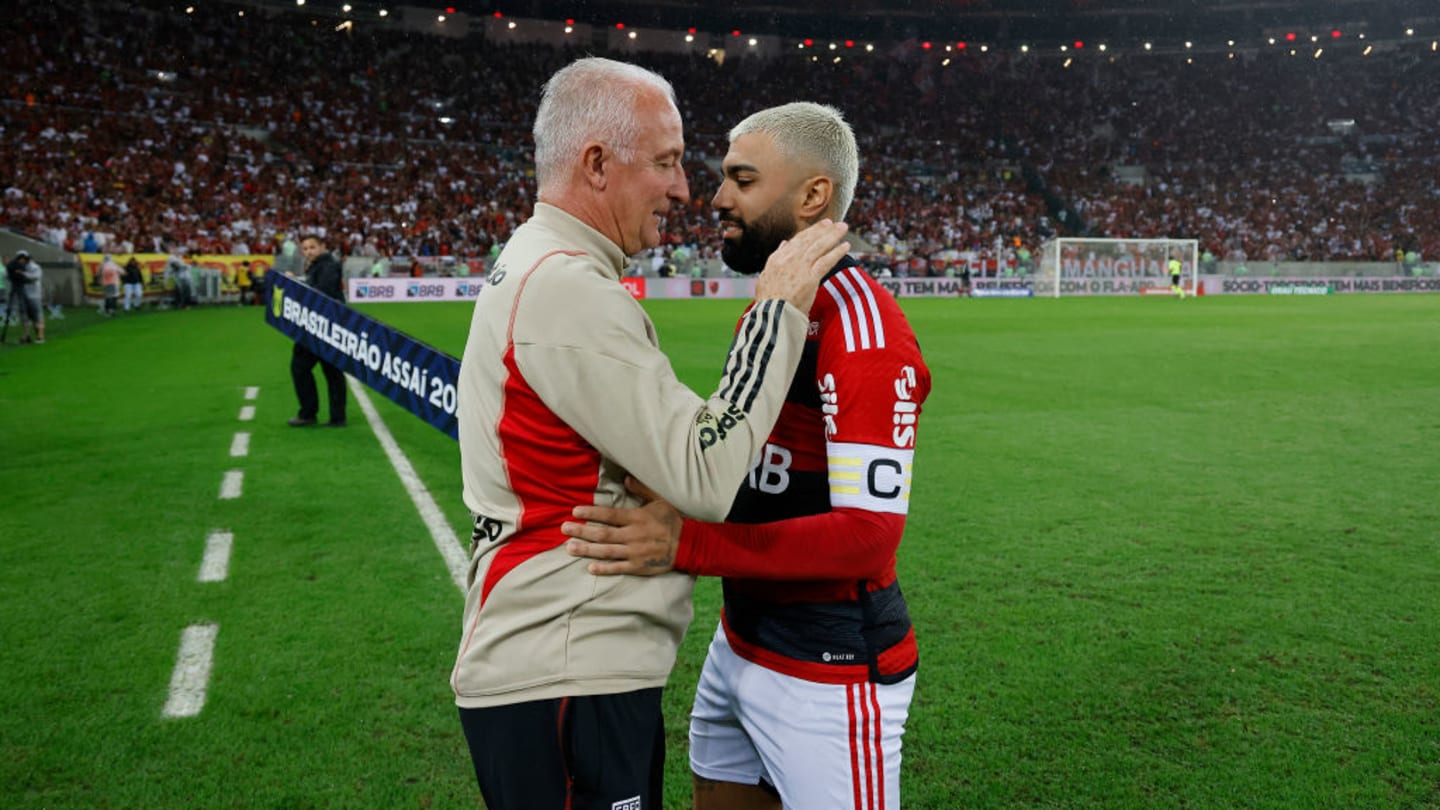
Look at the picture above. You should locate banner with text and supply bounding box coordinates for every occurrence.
[80,253,272,300]
[267,273,461,439]
[878,277,969,298]
[341,273,1002,302]
[970,279,1035,298]
[344,275,759,302]
[633,277,763,299]
[1217,276,1440,295]
[347,276,488,302]
[641,275,969,299]
[1057,276,1175,296]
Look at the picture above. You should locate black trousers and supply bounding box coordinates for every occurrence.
[458,688,665,810]
[290,344,346,422]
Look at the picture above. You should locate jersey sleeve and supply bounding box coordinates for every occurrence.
[813,272,929,518]
[674,507,904,580]
[512,263,811,523]
[674,268,932,578]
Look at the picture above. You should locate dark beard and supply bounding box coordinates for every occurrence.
[720,203,797,276]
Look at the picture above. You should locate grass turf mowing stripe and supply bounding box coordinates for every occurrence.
[161,623,219,719]
[347,376,470,592]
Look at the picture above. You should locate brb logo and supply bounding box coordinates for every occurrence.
[354,284,394,299]
[746,443,792,494]
[407,283,444,299]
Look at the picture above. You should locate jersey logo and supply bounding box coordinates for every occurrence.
[818,373,839,439]
[469,513,505,554]
[746,443,793,494]
[822,267,887,352]
[828,442,914,515]
[697,403,746,450]
[612,797,641,810]
[487,262,507,285]
[893,365,919,448]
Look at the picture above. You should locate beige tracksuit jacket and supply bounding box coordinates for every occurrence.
[452,203,808,707]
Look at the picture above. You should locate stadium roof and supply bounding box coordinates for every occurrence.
[474,0,1437,45]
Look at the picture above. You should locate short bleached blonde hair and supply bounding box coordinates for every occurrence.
[729,102,859,220]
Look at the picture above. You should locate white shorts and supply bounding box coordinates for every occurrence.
[689,623,915,810]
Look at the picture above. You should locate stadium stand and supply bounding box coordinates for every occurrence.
[3,0,1439,280]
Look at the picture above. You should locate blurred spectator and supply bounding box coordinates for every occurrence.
[98,253,121,315]
[6,250,45,344]
[166,250,196,308]
[122,256,144,311]
[236,260,254,305]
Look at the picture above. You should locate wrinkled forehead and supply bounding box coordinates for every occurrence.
[637,90,684,151]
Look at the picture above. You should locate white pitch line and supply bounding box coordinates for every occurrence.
[238,405,256,421]
[198,530,234,583]
[162,623,219,718]
[219,470,244,500]
[229,432,250,458]
[347,377,469,592]
[244,386,260,400]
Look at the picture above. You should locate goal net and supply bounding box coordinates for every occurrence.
[1034,238,1198,297]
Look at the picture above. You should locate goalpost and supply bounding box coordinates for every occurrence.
[1034,238,1199,298]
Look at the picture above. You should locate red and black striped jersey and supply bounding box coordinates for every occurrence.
[675,256,930,685]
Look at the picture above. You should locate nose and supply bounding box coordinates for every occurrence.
[711,182,731,213]
[671,166,690,204]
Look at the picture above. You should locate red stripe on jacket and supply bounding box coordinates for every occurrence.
[479,250,598,608]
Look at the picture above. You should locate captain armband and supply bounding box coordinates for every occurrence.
[827,442,914,515]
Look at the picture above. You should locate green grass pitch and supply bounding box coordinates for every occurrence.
[1,294,1436,808]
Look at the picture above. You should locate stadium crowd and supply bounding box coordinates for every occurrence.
[3,0,1440,274]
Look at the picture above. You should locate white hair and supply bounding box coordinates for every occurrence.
[533,57,677,195]
[728,102,859,220]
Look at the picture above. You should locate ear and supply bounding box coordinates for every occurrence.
[797,175,834,221]
[580,143,608,191]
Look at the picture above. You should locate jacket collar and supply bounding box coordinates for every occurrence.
[531,202,628,280]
